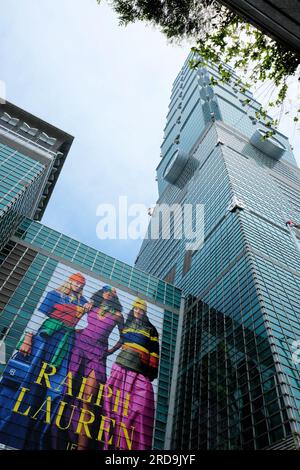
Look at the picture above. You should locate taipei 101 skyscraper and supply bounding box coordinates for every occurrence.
[135,53,300,450]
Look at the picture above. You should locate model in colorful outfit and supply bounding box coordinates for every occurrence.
[65,285,124,450]
[0,272,92,450]
[103,298,159,450]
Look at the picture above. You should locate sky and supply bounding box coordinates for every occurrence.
[1,1,300,266]
[0,0,189,264]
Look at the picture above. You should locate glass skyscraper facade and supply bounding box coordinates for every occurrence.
[0,101,73,250]
[136,54,300,449]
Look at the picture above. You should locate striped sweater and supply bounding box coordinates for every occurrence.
[115,317,159,381]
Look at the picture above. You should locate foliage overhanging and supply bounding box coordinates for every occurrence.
[99,0,300,135]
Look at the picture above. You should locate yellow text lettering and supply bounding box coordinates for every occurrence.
[55,401,76,430]
[55,371,73,396]
[12,387,31,416]
[31,396,52,424]
[75,409,95,439]
[97,415,115,444]
[35,362,56,389]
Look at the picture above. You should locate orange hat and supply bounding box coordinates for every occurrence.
[69,272,86,285]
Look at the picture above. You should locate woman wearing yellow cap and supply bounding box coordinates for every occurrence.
[0,272,93,450]
[103,297,159,450]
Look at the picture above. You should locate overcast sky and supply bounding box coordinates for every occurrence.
[1,0,300,266]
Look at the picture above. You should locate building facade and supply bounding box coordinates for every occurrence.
[136,54,300,449]
[0,101,73,250]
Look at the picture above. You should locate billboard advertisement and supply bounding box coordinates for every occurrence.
[0,263,163,450]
